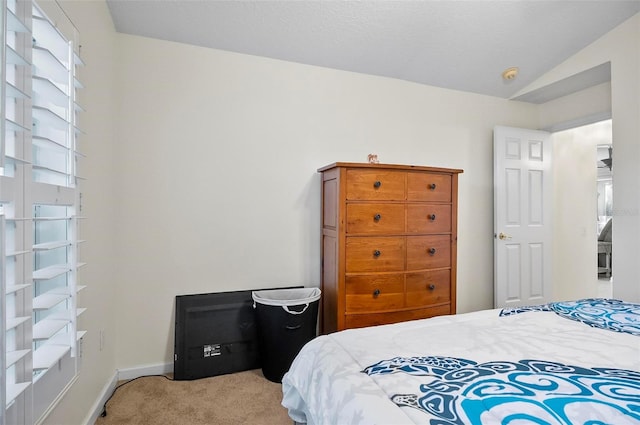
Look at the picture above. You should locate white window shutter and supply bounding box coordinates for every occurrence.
[2,1,85,423]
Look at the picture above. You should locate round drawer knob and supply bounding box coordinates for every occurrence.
[373,180,382,189]
[429,247,437,255]
[373,289,381,298]
[373,250,381,258]
[428,214,436,221]
[373,213,382,221]
[429,183,437,190]
[428,284,436,291]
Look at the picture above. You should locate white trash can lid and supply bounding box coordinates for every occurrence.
[252,287,321,306]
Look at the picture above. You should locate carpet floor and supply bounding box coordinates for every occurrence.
[94,369,292,425]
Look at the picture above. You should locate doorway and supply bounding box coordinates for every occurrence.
[551,119,613,300]
[596,143,613,280]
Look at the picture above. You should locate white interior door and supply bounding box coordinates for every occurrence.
[494,126,553,308]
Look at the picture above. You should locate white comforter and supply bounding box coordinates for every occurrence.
[282,301,640,424]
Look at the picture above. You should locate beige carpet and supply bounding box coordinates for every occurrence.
[95,369,292,425]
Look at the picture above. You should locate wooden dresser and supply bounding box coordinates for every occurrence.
[318,162,463,333]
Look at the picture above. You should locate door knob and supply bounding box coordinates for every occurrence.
[498,232,512,240]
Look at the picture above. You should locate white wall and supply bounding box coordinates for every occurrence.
[538,81,611,132]
[36,1,119,424]
[524,13,640,303]
[112,33,538,369]
[552,121,612,301]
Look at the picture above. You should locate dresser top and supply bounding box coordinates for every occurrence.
[318,162,464,174]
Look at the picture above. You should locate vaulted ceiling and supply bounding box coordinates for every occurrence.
[106,1,640,100]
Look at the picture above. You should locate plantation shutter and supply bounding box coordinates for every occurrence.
[1,0,85,423]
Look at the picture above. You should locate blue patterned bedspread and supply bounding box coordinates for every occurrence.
[500,298,640,336]
[361,299,640,424]
[364,355,640,424]
[283,299,640,425]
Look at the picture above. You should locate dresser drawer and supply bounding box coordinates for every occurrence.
[405,270,451,307]
[407,172,452,202]
[407,204,452,233]
[406,235,451,270]
[345,304,452,329]
[347,203,405,234]
[346,169,405,201]
[345,274,404,313]
[346,237,405,272]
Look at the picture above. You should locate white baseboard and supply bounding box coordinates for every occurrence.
[83,371,118,425]
[83,363,172,425]
[117,362,173,380]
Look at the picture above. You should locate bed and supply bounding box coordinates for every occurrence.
[281,298,640,424]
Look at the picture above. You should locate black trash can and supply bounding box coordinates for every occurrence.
[252,287,321,383]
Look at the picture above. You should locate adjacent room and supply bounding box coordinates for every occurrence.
[0,1,638,424]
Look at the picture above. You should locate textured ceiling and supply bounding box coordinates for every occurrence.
[106,0,640,99]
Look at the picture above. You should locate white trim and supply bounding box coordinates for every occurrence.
[117,363,173,381]
[81,363,173,425]
[82,371,117,425]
